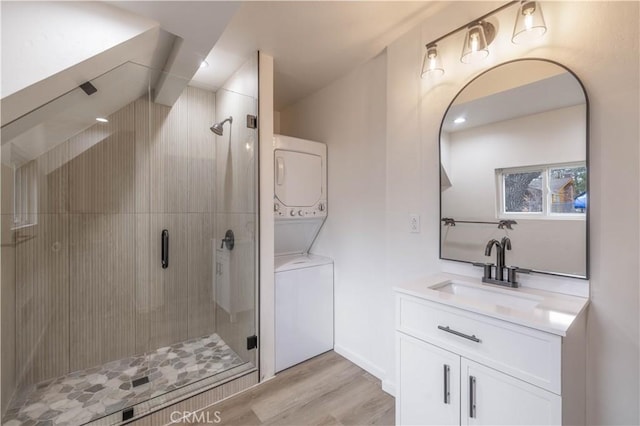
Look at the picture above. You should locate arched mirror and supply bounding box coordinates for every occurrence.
[440,59,588,278]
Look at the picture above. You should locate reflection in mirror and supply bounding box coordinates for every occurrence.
[440,60,588,278]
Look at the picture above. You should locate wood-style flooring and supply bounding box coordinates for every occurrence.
[183,351,395,426]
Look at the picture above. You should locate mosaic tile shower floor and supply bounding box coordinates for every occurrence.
[3,334,244,426]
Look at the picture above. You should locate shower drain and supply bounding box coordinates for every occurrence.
[131,376,150,388]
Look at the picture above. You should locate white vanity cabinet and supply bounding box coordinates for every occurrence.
[460,358,561,425]
[395,285,587,426]
[398,333,460,425]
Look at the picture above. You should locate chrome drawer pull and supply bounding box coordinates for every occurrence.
[437,325,481,343]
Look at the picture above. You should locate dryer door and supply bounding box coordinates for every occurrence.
[275,150,323,207]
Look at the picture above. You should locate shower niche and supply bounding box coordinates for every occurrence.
[1,56,259,425]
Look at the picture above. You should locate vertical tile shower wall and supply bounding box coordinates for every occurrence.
[1,163,17,413]
[10,86,221,390]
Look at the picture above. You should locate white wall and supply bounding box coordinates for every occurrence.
[283,1,639,424]
[416,2,639,424]
[280,52,390,385]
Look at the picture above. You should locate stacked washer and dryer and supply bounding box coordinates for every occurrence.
[273,135,334,373]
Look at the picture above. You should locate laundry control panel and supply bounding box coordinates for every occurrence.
[274,200,327,218]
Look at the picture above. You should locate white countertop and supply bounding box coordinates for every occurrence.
[394,273,589,336]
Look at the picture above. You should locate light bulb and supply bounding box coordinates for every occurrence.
[421,44,444,78]
[512,1,547,44]
[470,33,479,52]
[524,13,533,30]
[461,22,492,64]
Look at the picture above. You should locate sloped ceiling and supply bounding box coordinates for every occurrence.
[107,1,239,104]
[1,1,238,126]
[191,1,448,110]
[443,70,586,133]
[1,1,238,166]
[0,1,169,126]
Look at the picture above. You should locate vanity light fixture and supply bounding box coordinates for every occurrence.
[419,1,550,77]
[421,44,445,78]
[512,1,547,44]
[461,21,495,64]
[96,117,109,123]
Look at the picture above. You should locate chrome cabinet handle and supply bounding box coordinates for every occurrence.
[469,375,476,418]
[443,364,451,404]
[437,325,481,343]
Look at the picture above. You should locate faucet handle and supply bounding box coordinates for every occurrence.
[506,266,531,287]
[473,262,494,280]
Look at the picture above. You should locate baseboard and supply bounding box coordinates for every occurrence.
[333,344,386,381]
[382,379,396,397]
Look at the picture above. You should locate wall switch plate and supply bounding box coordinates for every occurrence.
[409,214,420,233]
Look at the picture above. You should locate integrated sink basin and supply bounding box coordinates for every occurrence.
[432,281,543,312]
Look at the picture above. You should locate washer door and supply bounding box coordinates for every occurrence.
[274,150,323,207]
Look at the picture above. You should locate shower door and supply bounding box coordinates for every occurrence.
[212,83,259,374]
[128,63,259,416]
[137,73,259,409]
[1,58,259,425]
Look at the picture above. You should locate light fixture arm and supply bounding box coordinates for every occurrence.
[420,0,547,77]
[423,1,518,49]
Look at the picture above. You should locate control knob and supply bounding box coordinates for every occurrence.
[298,210,304,216]
[290,210,295,217]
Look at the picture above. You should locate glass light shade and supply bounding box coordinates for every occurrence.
[512,1,547,44]
[461,23,490,64]
[421,45,444,78]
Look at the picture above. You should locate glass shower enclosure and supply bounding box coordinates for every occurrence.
[1,56,259,425]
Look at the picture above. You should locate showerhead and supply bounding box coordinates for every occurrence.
[210,116,233,136]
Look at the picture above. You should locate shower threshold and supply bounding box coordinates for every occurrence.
[3,333,247,426]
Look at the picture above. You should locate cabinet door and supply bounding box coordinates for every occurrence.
[461,359,561,426]
[397,332,460,425]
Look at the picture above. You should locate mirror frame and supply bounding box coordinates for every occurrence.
[438,58,590,279]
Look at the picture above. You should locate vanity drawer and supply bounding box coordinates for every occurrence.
[396,294,562,394]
